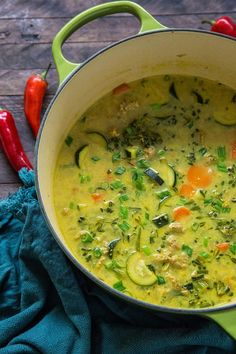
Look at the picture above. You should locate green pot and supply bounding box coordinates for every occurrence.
[35,1,236,339]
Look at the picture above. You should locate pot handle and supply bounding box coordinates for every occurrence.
[204,308,236,340]
[52,1,166,84]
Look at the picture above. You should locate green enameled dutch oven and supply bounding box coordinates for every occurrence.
[35,1,236,339]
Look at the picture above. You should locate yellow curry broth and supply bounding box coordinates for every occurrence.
[54,75,236,309]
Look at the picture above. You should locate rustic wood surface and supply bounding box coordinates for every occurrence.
[0,0,235,198]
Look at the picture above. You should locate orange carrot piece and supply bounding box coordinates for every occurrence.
[179,184,196,198]
[173,206,191,221]
[232,141,236,159]
[91,193,103,202]
[187,165,213,188]
[216,242,229,252]
[112,83,130,95]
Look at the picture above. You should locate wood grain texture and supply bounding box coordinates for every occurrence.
[0,0,235,196]
[1,0,235,18]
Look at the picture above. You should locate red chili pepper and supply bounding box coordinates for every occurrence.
[24,63,51,137]
[0,108,32,171]
[202,16,236,37]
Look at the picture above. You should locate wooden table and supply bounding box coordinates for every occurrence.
[0,0,235,198]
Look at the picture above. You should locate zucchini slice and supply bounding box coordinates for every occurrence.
[126,252,157,286]
[144,167,164,185]
[157,162,177,188]
[152,213,169,228]
[87,132,108,148]
[75,144,89,168]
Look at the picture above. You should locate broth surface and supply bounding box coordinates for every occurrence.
[54,75,236,309]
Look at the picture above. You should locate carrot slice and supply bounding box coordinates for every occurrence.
[216,242,229,252]
[91,193,103,202]
[112,83,130,95]
[179,184,196,198]
[173,206,191,221]
[187,165,213,188]
[232,141,236,159]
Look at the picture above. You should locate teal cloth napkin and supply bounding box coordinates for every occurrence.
[0,168,236,354]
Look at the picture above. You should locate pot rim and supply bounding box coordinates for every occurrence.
[35,27,236,315]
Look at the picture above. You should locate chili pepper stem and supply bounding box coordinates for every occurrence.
[41,62,52,81]
[201,20,215,25]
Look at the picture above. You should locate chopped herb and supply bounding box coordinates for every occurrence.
[136,158,150,169]
[191,222,200,232]
[93,247,102,258]
[214,281,230,297]
[65,135,73,146]
[81,232,94,243]
[119,206,128,219]
[217,146,226,161]
[110,180,124,190]
[118,221,130,232]
[199,251,209,259]
[79,174,91,183]
[119,194,129,202]
[203,237,209,247]
[157,275,166,285]
[158,149,166,157]
[230,243,236,255]
[113,280,126,292]
[217,162,228,173]
[69,201,75,209]
[145,212,150,220]
[198,147,207,156]
[115,166,126,175]
[142,245,152,256]
[150,103,163,110]
[182,244,193,257]
[112,151,121,162]
[156,189,171,200]
[132,169,146,191]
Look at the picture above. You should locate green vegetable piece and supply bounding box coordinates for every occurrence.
[81,232,94,243]
[126,252,157,286]
[215,281,230,297]
[115,166,126,175]
[199,251,209,259]
[75,144,89,168]
[157,275,166,285]
[93,247,102,258]
[217,146,226,161]
[198,147,207,156]
[156,189,171,200]
[108,238,120,259]
[119,206,128,219]
[142,245,152,256]
[110,180,124,189]
[217,162,228,173]
[113,280,126,292]
[182,244,193,257]
[112,151,121,162]
[230,243,236,255]
[65,135,73,146]
[152,214,169,228]
[118,221,130,232]
[125,146,139,159]
[119,194,129,202]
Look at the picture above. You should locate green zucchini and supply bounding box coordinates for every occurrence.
[156,162,177,188]
[125,146,139,159]
[75,145,89,168]
[87,132,108,148]
[126,252,157,286]
[152,213,169,228]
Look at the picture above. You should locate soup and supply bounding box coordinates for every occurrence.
[54,75,236,309]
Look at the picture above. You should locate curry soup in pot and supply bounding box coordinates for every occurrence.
[54,75,236,309]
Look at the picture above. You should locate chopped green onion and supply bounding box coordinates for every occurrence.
[156,189,171,200]
[81,232,94,243]
[93,247,102,258]
[118,221,130,232]
[230,243,236,255]
[217,146,226,161]
[65,135,73,146]
[157,275,166,285]
[110,180,124,189]
[217,162,228,173]
[115,166,126,175]
[199,251,209,259]
[112,151,121,162]
[119,206,128,219]
[113,280,126,292]
[182,244,193,257]
[198,147,207,156]
[119,194,129,202]
[142,245,152,256]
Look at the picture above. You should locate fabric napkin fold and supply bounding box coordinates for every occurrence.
[0,168,235,354]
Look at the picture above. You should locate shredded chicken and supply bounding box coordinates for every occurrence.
[168,222,184,233]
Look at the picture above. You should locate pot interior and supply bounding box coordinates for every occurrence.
[36,29,236,312]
